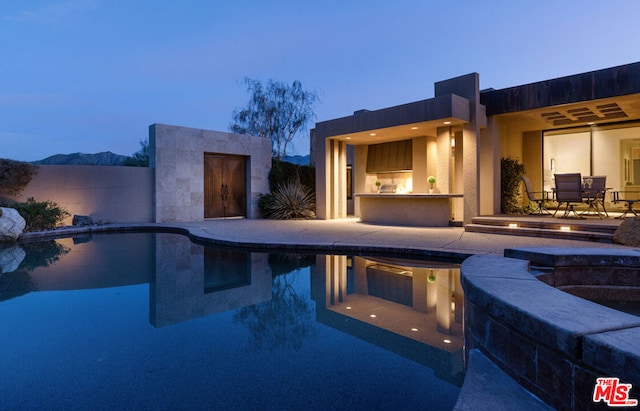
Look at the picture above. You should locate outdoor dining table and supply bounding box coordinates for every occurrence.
[579,176,610,218]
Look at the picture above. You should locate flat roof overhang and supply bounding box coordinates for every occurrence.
[488,93,640,133]
[480,62,640,132]
[315,93,472,144]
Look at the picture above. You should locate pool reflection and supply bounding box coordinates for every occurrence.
[312,255,464,386]
[151,233,271,327]
[6,232,464,386]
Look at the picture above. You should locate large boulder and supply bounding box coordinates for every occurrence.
[0,244,26,274]
[613,216,640,247]
[72,214,93,226]
[0,207,26,242]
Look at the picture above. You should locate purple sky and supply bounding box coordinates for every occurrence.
[2,0,640,161]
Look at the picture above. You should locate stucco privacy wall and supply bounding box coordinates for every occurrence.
[8,165,154,225]
[150,123,271,223]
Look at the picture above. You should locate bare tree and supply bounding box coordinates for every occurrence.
[230,78,318,159]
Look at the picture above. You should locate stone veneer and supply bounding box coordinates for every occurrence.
[461,248,640,410]
[149,123,271,222]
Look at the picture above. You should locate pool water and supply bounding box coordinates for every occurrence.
[0,232,463,410]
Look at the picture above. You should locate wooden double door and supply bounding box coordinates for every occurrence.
[204,153,246,218]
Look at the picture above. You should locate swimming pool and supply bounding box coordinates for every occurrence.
[0,232,463,410]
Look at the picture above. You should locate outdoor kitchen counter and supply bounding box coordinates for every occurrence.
[355,193,463,227]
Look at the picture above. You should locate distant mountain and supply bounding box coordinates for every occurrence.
[33,151,131,166]
[32,152,310,166]
[282,155,310,166]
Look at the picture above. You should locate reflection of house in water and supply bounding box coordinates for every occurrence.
[150,234,271,327]
[312,255,464,386]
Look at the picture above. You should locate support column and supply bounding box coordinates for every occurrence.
[353,145,367,217]
[328,139,348,219]
[463,122,480,225]
[315,133,349,220]
[412,137,428,193]
[481,118,502,215]
[434,72,485,224]
[315,130,329,219]
[436,127,452,194]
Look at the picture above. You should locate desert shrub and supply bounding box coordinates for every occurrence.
[11,198,70,232]
[269,159,315,192]
[260,179,315,220]
[501,157,526,214]
[257,192,275,217]
[0,159,38,196]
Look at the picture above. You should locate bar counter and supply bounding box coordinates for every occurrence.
[356,193,463,227]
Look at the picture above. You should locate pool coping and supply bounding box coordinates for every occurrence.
[17,222,474,261]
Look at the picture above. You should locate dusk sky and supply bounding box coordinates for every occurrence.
[2,0,640,162]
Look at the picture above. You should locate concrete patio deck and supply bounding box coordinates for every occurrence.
[21,217,631,256]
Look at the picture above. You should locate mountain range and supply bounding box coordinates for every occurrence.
[32,152,311,166]
[33,151,133,166]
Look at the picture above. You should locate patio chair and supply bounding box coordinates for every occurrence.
[553,173,585,218]
[612,190,640,219]
[522,176,551,215]
[581,175,608,218]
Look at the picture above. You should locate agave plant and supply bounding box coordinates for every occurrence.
[264,179,316,220]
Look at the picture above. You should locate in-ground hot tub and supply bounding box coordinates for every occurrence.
[534,256,640,316]
[461,247,640,410]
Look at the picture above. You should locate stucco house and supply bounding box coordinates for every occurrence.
[313,62,640,226]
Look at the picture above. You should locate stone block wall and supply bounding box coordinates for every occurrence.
[150,123,271,222]
[6,164,154,225]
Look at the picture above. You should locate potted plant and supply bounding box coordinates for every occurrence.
[375,180,381,193]
[428,176,436,193]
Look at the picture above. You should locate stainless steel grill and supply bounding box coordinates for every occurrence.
[379,184,397,194]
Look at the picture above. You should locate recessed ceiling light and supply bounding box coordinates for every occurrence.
[369,133,376,136]
[411,126,418,130]
[443,121,452,125]
[345,137,352,140]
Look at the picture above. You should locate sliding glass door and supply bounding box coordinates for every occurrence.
[543,122,640,193]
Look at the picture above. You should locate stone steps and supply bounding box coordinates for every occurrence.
[465,216,618,243]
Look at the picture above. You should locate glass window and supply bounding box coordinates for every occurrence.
[543,122,640,192]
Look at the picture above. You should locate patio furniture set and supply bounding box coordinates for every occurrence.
[522,174,640,219]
